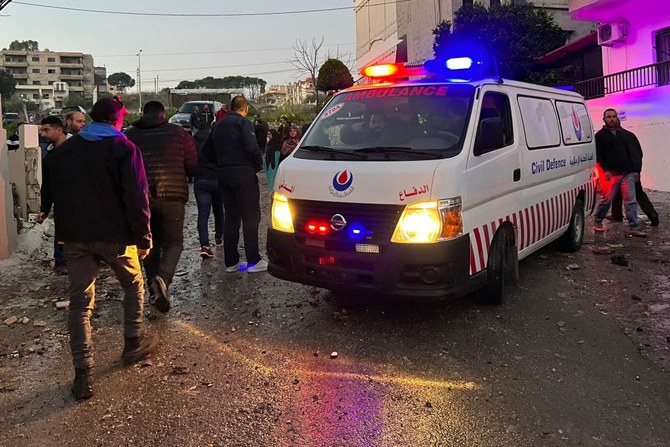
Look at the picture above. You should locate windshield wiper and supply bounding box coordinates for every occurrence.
[300,145,368,159]
[356,146,443,159]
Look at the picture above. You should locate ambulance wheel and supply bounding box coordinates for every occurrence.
[475,230,517,305]
[559,198,584,252]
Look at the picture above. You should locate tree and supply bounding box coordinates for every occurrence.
[432,3,567,82]
[316,59,354,93]
[0,69,16,100]
[8,40,39,51]
[288,37,324,107]
[107,72,136,92]
[174,76,267,97]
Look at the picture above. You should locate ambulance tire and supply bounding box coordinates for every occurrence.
[559,198,584,252]
[475,229,517,305]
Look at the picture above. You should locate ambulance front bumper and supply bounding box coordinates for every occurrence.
[267,229,477,298]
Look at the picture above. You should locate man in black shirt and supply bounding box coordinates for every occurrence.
[593,108,646,237]
[202,96,266,273]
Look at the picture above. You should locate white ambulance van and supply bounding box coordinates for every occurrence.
[267,53,597,304]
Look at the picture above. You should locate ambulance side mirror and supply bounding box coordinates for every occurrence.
[474,117,505,155]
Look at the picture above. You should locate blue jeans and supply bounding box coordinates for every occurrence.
[594,172,639,229]
[194,179,224,247]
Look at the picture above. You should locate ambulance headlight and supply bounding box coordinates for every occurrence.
[271,193,294,233]
[391,198,463,243]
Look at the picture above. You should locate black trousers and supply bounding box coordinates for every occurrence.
[219,168,261,267]
[611,181,658,220]
[144,200,185,287]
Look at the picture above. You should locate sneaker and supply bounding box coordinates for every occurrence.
[150,276,170,313]
[72,367,94,400]
[593,222,604,232]
[122,333,159,365]
[225,261,245,273]
[215,237,223,246]
[200,246,214,259]
[247,259,268,273]
[628,228,647,238]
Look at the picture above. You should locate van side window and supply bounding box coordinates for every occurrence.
[517,96,561,149]
[474,92,514,156]
[555,101,593,145]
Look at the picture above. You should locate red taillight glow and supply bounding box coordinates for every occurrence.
[362,64,401,78]
[319,256,336,265]
[306,221,330,236]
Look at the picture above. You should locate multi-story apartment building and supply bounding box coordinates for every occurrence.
[570,0,670,191]
[0,49,94,109]
[355,0,596,71]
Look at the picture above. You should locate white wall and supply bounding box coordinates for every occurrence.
[0,97,17,259]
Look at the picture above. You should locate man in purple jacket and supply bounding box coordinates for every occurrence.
[39,97,157,400]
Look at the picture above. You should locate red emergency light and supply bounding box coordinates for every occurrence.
[360,63,428,80]
[306,221,330,236]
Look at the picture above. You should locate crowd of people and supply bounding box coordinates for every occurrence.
[35,95,308,400]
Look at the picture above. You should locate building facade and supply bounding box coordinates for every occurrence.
[570,0,670,191]
[0,49,94,109]
[355,0,596,72]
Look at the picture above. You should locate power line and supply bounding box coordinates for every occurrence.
[12,0,409,17]
[97,42,355,58]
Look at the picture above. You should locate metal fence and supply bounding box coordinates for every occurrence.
[574,60,670,99]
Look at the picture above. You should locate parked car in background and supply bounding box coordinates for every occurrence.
[49,108,63,116]
[2,112,20,126]
[168,101,223,132]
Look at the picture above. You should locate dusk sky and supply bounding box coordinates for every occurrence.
[0,0,357,91]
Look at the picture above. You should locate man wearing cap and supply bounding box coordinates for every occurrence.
[39,97,156,400]
[126,101,197,312]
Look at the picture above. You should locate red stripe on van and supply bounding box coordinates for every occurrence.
[524,208,531,249]
[473,227,485,270]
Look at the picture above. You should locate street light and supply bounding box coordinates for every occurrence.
[137,49,143,113]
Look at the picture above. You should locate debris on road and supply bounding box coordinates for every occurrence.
[611,254,629,267]
[3,316,17,326]
[172,366,189,375]
[592,246,614,255]
[330,351,338,359]
[55,301,69,309]
[566,264,581,270]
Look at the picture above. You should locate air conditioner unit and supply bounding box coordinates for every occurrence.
[597,21,627,46]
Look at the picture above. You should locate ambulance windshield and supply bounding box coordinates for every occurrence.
[298,83,475,161]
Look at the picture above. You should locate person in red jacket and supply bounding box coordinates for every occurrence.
[215,103,229,122]
[126,101,197,313]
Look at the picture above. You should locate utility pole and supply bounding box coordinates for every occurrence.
[137,49,143,113]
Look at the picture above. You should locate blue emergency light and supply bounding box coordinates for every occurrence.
[361,45,499,83]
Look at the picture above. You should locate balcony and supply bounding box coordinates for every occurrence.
[3,60,27,67]
[60,74,83,80]
[569,0,634,21]
[574,60,670,99]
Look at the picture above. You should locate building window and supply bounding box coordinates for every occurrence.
[48,69,56,74]
[33,94,40,99]
[32,68,40,73]
[32,56,39,62]
[490,0,501,6]
[656,27,670,86]
[44,94,50,99]
[48,57,56,62]
[33,81,40,85]
[4,57,10,63]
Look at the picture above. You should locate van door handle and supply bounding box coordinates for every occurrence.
[513,168,521,182]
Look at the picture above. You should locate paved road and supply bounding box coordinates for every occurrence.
[1,185,669,446]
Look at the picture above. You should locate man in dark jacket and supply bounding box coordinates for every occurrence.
[202,95,266,273]
[126,101,197,312]
[607,117,659,226]
[593,108,646,237]
[37,97,157,400]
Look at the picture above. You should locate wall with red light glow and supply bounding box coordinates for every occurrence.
[587,85,670,191]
